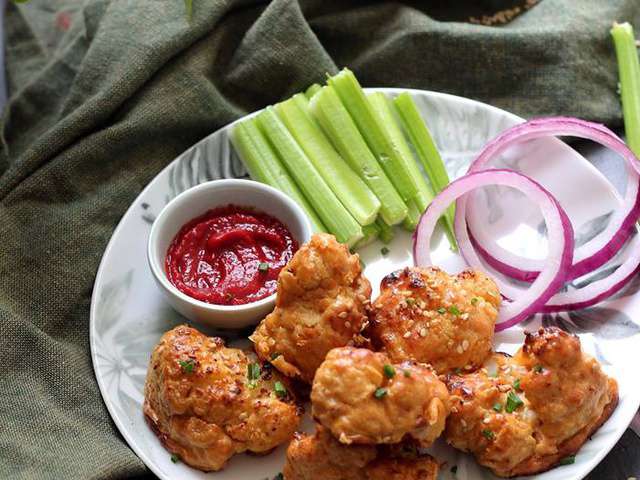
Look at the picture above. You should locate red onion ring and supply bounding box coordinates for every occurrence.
[541,233,640,311]
[461,117,640,282]
[469,227,640,311]
[414,169,574,331]
[468,231,539,282]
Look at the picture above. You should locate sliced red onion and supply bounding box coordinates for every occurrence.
[461,117,640,282]
[468,231,540,282]
[414,169,574,331]
[541,233,640,312]
[469,227,640,312]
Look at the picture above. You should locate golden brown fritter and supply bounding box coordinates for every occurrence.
[283,425,439,480]
[368,267,500,374]
[311,347,450,447]
[444,327,618,478]
[250,233,371,383]
[143,325,302,472]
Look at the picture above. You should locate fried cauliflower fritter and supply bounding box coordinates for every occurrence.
[445,327,618,478]
[368,267,500,374]
[144,325,301,472]
[250,233,371,383]
[311,347,450,447]
[283,425,439,480]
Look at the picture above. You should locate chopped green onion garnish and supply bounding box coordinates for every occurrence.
[258,262,269,272]
[381,246,390,256]
[405,298,416,306]
[247,362,261,388]
[481,429,495,440]
[374,387,387,399]
[270,352,281,361]
[437,307,446,314]
[448,305,461,316]
[383,364,396,378]
[505,390,524,413]
[533,364,544,373]
[274,381,287,398]
[170,453,179,463]
[559,455,576,466]
[514,378,521,390]
[493,402,503,412]
[247,362,261,380]
[471,296,480,305]
[404,370,412,377]
[178,359,195,374]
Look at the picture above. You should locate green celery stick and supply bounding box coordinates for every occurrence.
[612,22,640,156]
[328,69,419,203]
[368,92,457,244]
[230,119,326,233]
[402,198,422,232]
[275,95,380,225]
[309,85,407,225]
[367,91,435,205]
[376,218,395,244]
[353,222,380,249]
[367,91,436,225]
[292,93,323,125]
[362,222,380,239]
[256,107,363,246]
[394,92,457,248]
[305,83,322,100]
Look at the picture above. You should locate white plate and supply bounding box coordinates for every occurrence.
[90,88,640,480]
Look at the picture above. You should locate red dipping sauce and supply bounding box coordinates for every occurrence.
[165,205,298,305]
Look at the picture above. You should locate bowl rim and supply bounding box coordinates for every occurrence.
[147,178,312,313]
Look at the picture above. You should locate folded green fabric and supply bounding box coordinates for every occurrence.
[1,1,638,478]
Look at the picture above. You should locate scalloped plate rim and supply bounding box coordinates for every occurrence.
[89,87,638,480]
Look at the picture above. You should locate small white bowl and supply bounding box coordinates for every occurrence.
[148,179,312,329]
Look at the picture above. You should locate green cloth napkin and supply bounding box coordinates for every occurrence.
[1,1,639,478]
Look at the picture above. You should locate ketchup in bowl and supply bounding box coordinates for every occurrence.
[165,205,298,305]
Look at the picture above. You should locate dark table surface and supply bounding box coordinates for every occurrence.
[0,2,638,477]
